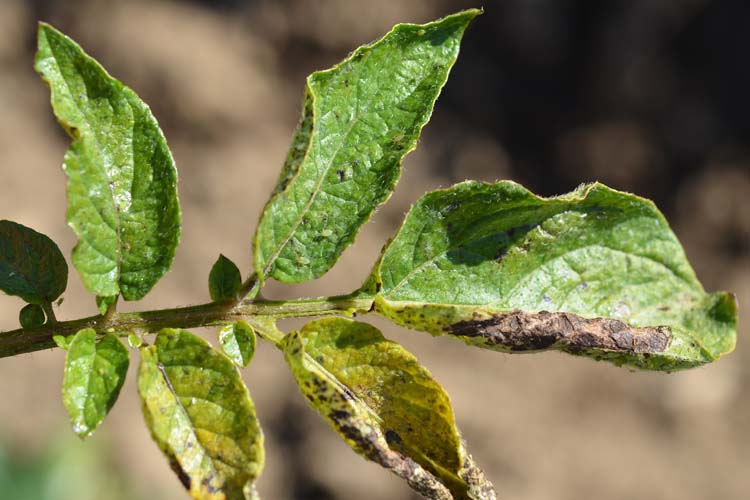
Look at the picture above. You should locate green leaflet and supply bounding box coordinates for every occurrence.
[35,23,181,301]
[127,332,143,349]
[283,317,495,500]
[53,335,75,350]
[218,321,256,368]
[368,181,738,371]
[209,254,242,302]
[253,10,480,284]
[62,329,129,438]
[0,220,67,304]
[19,304,46,328]
[138,329,264,499]
[96,295,117,315]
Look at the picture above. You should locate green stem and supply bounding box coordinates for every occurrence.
[236,272,260,303]
[0,294,373,359]
[245,316,286,347]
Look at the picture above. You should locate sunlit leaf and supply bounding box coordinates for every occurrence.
[218,321,256,368]
[62,329,129,438]
[283,317,495,499]
[126,333,142,349]
[254,10,480,285]
[367,180,738,370]
[35,23,181,301]
[0,220,67,304]
[138,329,264,499]
[53,335,74,350]
[96,295,117,316]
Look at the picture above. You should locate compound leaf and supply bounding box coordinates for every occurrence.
[218,321,256,368]
[283,317,495,500]
[368,180,738,371]
[62,328,129,438]
[138,329,263,499]
[0,220,67,304]
[209,254,242,302]
[254,10,480,285]
[35,23,180,301]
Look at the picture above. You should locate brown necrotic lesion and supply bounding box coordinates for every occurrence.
[446,310,671,354]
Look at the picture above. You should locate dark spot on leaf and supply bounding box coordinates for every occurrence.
[338,423,362,443]
[168,458,191,491]
[62,123,81,139]
[337,169,345,181]
[331,409,351,421]
[495,246,508,261]
[385,430,402,445]
[202,477,219,494]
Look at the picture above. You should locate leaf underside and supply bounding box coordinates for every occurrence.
[35,23,180,301]
[367,180,738,371]
[253,9,480,285]
[138,329,264,500]
[283,317,496,500]
[62,328,129,438]
[0,220,67,304]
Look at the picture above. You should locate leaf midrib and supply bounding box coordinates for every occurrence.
[45,33,127,294]
[262,81,362,279]
[154,359,224,486]
[382,206,695,299]
[296,343,464,489]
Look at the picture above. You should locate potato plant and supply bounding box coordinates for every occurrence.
[0,9,738,500]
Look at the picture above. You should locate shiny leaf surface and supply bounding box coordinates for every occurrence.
[138,329,263,499]
[218,321,256,368]
[368,181,737,370]
[35,23,180,301]
[254,10,480,284]
[62,329,129,438]
[283,317,495,499]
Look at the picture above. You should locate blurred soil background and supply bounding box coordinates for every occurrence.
[0,0,748,499]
